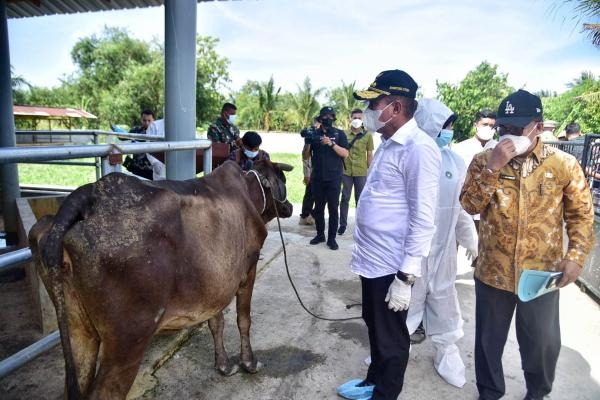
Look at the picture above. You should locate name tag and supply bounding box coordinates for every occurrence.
[500,174,516,181]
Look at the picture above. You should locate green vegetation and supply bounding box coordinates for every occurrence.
[17,154,307,204]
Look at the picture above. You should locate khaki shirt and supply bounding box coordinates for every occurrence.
[460,139,594,293]
[343,130,374,177]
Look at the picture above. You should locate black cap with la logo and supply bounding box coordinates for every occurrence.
[496,89,543,128]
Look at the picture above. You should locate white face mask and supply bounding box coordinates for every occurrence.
[228,114,237,125]
[476,126,494,141]
[499,134,532,156]
[362,102,394,133]
[350,118,363,129]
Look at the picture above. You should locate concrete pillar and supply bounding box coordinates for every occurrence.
[164,0,197,180]
[0,0,20,244]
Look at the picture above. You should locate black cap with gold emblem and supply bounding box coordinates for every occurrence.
[354,70,418,100]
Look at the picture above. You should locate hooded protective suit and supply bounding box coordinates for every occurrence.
[409,98,478,388]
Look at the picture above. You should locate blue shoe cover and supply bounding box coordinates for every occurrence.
[336,379,374,399]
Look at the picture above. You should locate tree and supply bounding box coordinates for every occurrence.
[289,77,324,131]
[542,71,600,133]
[255,76,281,131]
[195,36,230,125]
[328,81,361,130]
[436,61,513,142]
[570,0,600,47]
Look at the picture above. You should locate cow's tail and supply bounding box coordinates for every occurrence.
[38,183,96,400]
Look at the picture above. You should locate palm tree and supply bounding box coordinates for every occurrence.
[290,77,324,130]
[571,0,600,47]
[255,76,281,131]
[10,65,29,91]
[328,80,362,130]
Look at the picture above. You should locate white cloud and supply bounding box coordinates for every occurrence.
[7,0,600,99]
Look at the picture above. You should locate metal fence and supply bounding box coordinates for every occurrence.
[545,134,600,300]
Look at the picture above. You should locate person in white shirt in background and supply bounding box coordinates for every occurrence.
[337,69,441,400]
[452,108,497,167]
[409,98,479,388]
[145,118,166,180]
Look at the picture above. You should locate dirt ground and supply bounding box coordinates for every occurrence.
[1,212,600,400]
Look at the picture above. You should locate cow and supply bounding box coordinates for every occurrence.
[28,160,293,400]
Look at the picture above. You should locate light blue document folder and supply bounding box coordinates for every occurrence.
[518,269,563,302]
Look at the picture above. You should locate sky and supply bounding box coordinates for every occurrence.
[7,0,600,99]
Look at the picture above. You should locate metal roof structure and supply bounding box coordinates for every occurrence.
[6,0,215,19]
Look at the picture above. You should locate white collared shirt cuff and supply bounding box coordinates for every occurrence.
[400,255,423,276]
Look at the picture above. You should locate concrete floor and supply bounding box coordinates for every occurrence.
[1,208,599,400]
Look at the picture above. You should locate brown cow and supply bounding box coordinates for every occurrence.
[28,160,293,400]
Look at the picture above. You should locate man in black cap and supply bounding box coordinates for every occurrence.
[306,106,349,250]
[460,89,594,400]
[337,70,441,400]
[228,131,270,171]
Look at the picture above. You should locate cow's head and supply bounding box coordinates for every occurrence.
[251,159,294,221]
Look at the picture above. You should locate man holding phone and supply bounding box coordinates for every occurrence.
[460,90,594,400]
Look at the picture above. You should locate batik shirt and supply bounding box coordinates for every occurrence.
[460,138,594,293]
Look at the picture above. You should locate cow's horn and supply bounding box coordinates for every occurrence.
[274,162,293,172]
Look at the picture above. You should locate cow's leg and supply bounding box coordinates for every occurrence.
[208,312,238,376]
[87,331,154,400]
[236,264,262,373]
[69,323,100,397]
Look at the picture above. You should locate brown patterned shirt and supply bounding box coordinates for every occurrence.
[460,138,594,293]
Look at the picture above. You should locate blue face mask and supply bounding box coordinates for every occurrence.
[228,114,237,125]
[436,129,454,148]
[244,149,259,159]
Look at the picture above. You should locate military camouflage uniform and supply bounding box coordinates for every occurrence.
[207,117,240,151]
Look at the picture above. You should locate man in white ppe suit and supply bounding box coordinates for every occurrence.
[410,98,478,388]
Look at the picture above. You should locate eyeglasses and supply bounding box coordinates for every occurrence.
[496,125,523,136]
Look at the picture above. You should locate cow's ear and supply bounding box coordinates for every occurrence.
[273,162,293,172]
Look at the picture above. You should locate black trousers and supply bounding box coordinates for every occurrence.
[339,174,367,229]
[300,182,314,218]
[475,278,561,400]
[311,177,341,239]
[362,275,410,400]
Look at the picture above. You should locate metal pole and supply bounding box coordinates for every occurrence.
[0,330,60,379]
[0,247,32,273]
[164,0,197,180]
[0,0,20,244]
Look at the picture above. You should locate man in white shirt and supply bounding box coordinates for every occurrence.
[336,70,441,400]
[452,108,497,168]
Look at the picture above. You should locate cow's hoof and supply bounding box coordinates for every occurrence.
[241,360,263,374]
[216,363,239,376]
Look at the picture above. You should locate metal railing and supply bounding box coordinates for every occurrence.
[14,129,169,180]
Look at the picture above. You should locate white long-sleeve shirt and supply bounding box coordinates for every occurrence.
[351,118,442,278]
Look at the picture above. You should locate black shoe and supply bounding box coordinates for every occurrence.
[327,239,339,250]
[310,235,326,245]
[337,226,346,235]
[523,393,547,400]
[410,323,426,344]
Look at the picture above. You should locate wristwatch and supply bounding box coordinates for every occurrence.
[396,270,416,285]
[329,142,335,148]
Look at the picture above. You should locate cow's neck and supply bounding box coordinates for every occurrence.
[245,170,266,215]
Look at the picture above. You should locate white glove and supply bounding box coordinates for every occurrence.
[466,247,478,261]
[384,277,412,312]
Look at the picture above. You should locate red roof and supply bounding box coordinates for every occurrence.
[13,105,97,119]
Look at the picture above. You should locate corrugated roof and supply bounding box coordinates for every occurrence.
[13,105,97,119]
[6,0,215,19]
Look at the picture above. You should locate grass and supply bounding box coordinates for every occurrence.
[17,153,308,204]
